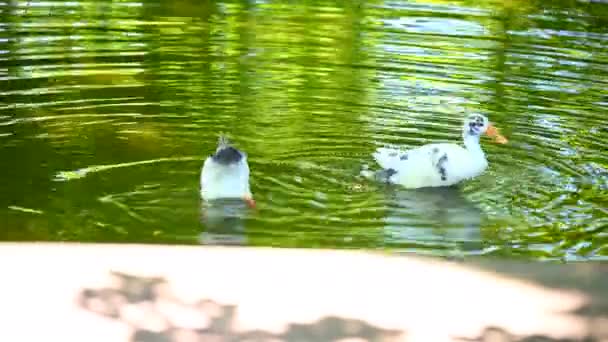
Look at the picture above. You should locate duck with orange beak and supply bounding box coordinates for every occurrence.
[366,114,508,188]
[200,135,256,208]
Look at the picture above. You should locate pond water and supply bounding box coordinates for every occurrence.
[1,0,607,260]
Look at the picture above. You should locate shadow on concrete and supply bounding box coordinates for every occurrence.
[79,267,607,342]
[79,271,406,342]
[455,325,602,342]
[470,259,608,318]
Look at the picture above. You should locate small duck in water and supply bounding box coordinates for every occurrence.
[200,135,255,208]
[366,114,508,188]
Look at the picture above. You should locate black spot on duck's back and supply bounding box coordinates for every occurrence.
[436,153,448,181]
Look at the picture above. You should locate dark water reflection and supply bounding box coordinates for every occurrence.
[1,0,607,260]
[383,186,484,256]
[199,199,249,246]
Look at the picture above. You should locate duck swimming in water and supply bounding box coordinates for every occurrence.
[200,135,255,208]
[367,114,508,189]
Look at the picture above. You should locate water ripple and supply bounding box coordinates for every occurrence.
[0,0,606,258]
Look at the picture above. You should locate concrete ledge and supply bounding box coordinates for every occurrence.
[0,243,606,342]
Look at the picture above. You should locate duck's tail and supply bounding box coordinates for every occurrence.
[361,166,397,183]
[212,134,243,165]
[216,134,230,149]
[373,147,402,170]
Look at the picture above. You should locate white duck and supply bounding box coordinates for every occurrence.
[200,135,255,207]
[368,114,508,188]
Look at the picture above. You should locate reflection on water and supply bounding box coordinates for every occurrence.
[383,186,483,255]
[0,0,607,260]
[199,199,250,246]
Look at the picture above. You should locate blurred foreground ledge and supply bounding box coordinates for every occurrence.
[0,243,606,342]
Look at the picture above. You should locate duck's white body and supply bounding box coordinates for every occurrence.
[368,114,507,189]
[200,136,253,202]
[373,138,488,188]
[200,157,251,200]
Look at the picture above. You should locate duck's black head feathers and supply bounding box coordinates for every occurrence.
[211,135,243,165]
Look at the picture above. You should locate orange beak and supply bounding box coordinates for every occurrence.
[244,196,256,209]
[485,124,508,144]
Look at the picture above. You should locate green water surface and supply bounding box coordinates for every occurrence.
[1,0,607,260]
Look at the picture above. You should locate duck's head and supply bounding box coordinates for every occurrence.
[463,114,508,144]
